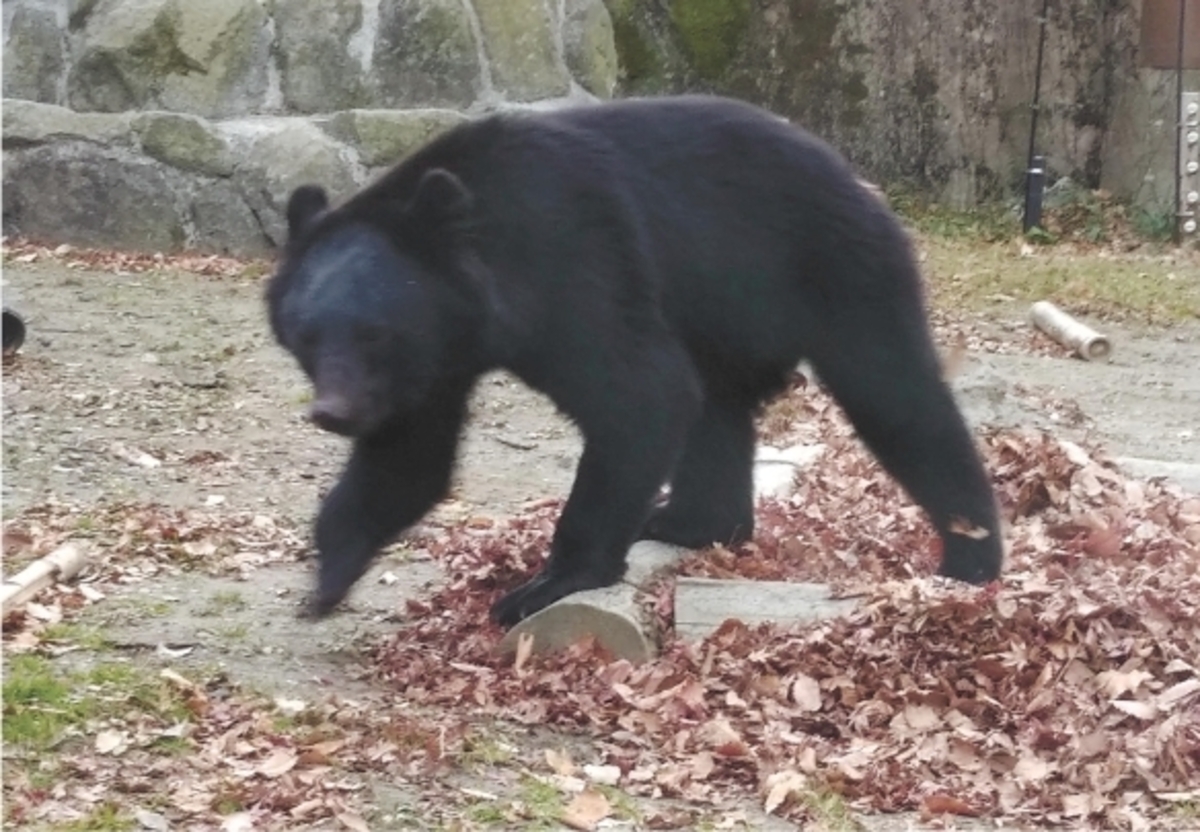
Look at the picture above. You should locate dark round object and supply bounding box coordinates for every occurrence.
[3,308,27,356]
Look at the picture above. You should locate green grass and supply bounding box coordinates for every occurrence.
[457,730,515,770]
[921,236,1200,323]
[802,786,861,831]
[40,622,115,652]
[54,803,134,831]
[2,654,81,748]
[197,589,247,617]
[2,654,193,752]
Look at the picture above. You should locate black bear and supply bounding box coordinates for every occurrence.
[267,95,1003,627]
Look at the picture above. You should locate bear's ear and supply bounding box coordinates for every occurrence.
[286,185,329,238]
[406,169,473,228]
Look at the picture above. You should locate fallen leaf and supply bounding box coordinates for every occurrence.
[546,747,577,777]
[336,812,370,832]
[560,788,611,831]
[95,729,128,755]
[258,748,298,778]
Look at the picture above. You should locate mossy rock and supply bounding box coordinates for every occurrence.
[668,0,750,80]
[323,109,469,168]
[373,0,482,109]
[133,112,233,177]
[474,0,570,101]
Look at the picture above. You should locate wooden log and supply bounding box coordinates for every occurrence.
[1029,301,1112,361]
[0,543,88,616]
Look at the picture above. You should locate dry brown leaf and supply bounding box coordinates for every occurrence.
[258,748,298,778]
[560,788,611,831]
[336,812,371,832]
[545,747,577,777]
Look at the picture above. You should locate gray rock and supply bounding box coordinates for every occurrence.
[373,0,481,109]
[474,0,570,101]
[322,108,468,168]
[674,578,860,643]
[563,0,618,98]
[3,3,67,104]
[188,179,268,254]
[271,0,368,113]
[2,142,187,252]
[2,99,132,148]
[133,112,234,177]
[67,0,270,118]
[229,119,361,247]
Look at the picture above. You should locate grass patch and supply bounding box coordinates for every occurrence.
[887,186,1019,241]
[595,784,641,822]
[921,236,1200,324]
[458,730,515,770]
[41,622,114,651]
[2,654,81,748]
[514,776,567,830]
[55,803,134,831]
[217,623,250,641]
[2,654,194,753]
[198,589,247,617]
[802,786,861,831]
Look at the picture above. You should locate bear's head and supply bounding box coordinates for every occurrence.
[267,170,478,438]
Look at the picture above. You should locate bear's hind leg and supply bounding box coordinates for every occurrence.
[640,397,756,548]
[807,292,1003,584]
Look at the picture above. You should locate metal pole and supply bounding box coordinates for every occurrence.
[1027,0,1051,168]
[1175,0,1187,244]
[1024,0,1052,232]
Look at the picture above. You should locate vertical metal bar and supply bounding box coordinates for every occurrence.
[1024,0,1052,232]
[1027,0,1051,169]
[1176,0,1187,243]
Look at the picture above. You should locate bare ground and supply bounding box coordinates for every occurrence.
[3,261,1199,829]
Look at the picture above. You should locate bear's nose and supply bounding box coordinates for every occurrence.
[309,396,356,435]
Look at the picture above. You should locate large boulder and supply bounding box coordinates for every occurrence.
[132,112,234,177]
[67,0,271,118]
[270,0,369,113]
[372,0,482,109]
[321,108,469,168]
[2,100,132,148]
[2,143,188,251]
[188,179,267,254]
[3,3,68,104]
[563,0,619,98]
[225,120,362,247]
[474,0,571,101]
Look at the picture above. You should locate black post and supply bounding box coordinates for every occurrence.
[1175,0,1188,244]
[1024,0,1052,233]
[1023,155,1047,233]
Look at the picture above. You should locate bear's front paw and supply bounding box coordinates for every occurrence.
[297,590,344,620]
[490,569,615,628]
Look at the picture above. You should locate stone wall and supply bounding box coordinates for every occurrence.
[606,0,1195,212]
[2,0,1191,254]
[1,0,617,253]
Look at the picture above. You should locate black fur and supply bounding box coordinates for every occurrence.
[267,95,1004,626]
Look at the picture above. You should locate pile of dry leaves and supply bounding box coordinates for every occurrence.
[1,237,267,279]
[373,406,1199,827]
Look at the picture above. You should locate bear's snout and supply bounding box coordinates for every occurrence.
[309,395,359,436]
